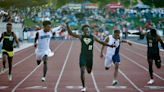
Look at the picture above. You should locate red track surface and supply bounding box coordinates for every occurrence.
[0,41,163,92]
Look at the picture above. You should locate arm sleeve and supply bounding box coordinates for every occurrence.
[131,32,141,35]
[51,26,61,33]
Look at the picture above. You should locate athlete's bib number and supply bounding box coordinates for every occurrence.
[88,45,92,50]
[149,43,152,47]
[9,36,13,41]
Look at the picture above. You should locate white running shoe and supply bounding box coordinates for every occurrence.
[112,80,118,85]
[147,79,154,84]
[81,87,86,92]
[1,68,5,74]
[42,77,45,82]
[8,74,12,81]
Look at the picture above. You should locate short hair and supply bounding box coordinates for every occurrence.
[81,24,89,31]
[42,20,51,27]
[150,29,156,35]
[114,30,120,33]
[7,23,12,26]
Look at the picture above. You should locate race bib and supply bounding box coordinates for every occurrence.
[149,43,152,47]
[88,45,92,50]
[9,36,13,41]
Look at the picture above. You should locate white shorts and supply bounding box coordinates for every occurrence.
[35,48,54,60]
[105,53,113,68]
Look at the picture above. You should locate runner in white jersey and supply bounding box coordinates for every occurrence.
[100,30,132,85]
[34,20,63,82]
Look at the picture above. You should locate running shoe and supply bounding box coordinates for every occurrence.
[147,79,154,84]
[1,68,5,74]
[81,87,86,92]
[8,74,12,81]
[42,77,45,82]
[112,80,118,85]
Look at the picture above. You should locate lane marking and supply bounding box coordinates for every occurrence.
[0,41,56,75]
[25,86,47,89]
[91,72,100,92]
[0,86,8,89]
[121,46,164,66]
[120,53,164,81]
[11,41,64,92]
[130,43,164,58]
[128,40,164,52]
[106,86,127,89]
[66,86,84,89]
[94,44,143,92]
[145,86,164,89]
[54,41,73,92]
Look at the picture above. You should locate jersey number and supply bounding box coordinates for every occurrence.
[9,36,13,41]
[88,45,92,50]
[149,43,152,47]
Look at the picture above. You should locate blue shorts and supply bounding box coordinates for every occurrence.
[112,54,120,63]
[105,54,120,68]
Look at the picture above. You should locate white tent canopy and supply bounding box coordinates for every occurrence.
[132,2,151,9]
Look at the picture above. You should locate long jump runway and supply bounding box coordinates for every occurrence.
[0,40,163,92]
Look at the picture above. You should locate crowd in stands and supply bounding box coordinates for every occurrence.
[0,6,164,39]
[0,8,24,23]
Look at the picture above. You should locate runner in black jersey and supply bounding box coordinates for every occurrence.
[0,23,19,81]
[129,29,163,84]
[66,21,114,92]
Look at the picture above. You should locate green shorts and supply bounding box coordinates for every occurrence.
[79,55,93,69]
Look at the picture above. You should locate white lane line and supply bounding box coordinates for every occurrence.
[66,86,83,89]
[91,72,100,92]
[129,40,164,52]
[145,86,164,89]
[0,86,8,89]
[0,41,56,75]
[132,45,164,58]
[25,86,47,89]
[120,53,164,81]
[94,44,143,92]
[106,86,127,89]
[54,41,73,92]
[0,46,33,62]
[121,46,164,66]
[11,41,64,92]
[0,54,35,75]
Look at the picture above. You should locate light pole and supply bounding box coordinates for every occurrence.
[130,0,132,8]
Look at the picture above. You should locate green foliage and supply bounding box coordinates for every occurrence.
[0,0,164,9]
[141,0,164,8]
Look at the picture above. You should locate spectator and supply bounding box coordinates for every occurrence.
[138,25,144,40]
[121,25,128,39]
[145,22,149,31]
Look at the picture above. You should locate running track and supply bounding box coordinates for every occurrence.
[0,40,164,92]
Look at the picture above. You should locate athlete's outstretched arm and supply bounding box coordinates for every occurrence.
[157,35,164,49]
[100,36,109,58]
[128,31,148,36]
[34,32,39,47]
[0,33,4,42]
[66,21,81,39]
[122,39,132,46]
[51,23,64,32]
[93,35,113,47]
[13,33,19,48]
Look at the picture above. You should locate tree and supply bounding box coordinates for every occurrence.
[141,0,164,7]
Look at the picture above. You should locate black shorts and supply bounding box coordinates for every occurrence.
[147,52,161,63]
[79,55,93,69]
[2,52,13,61]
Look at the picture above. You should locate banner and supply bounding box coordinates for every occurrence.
[69,4,81,10]
[85,4,98,9]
